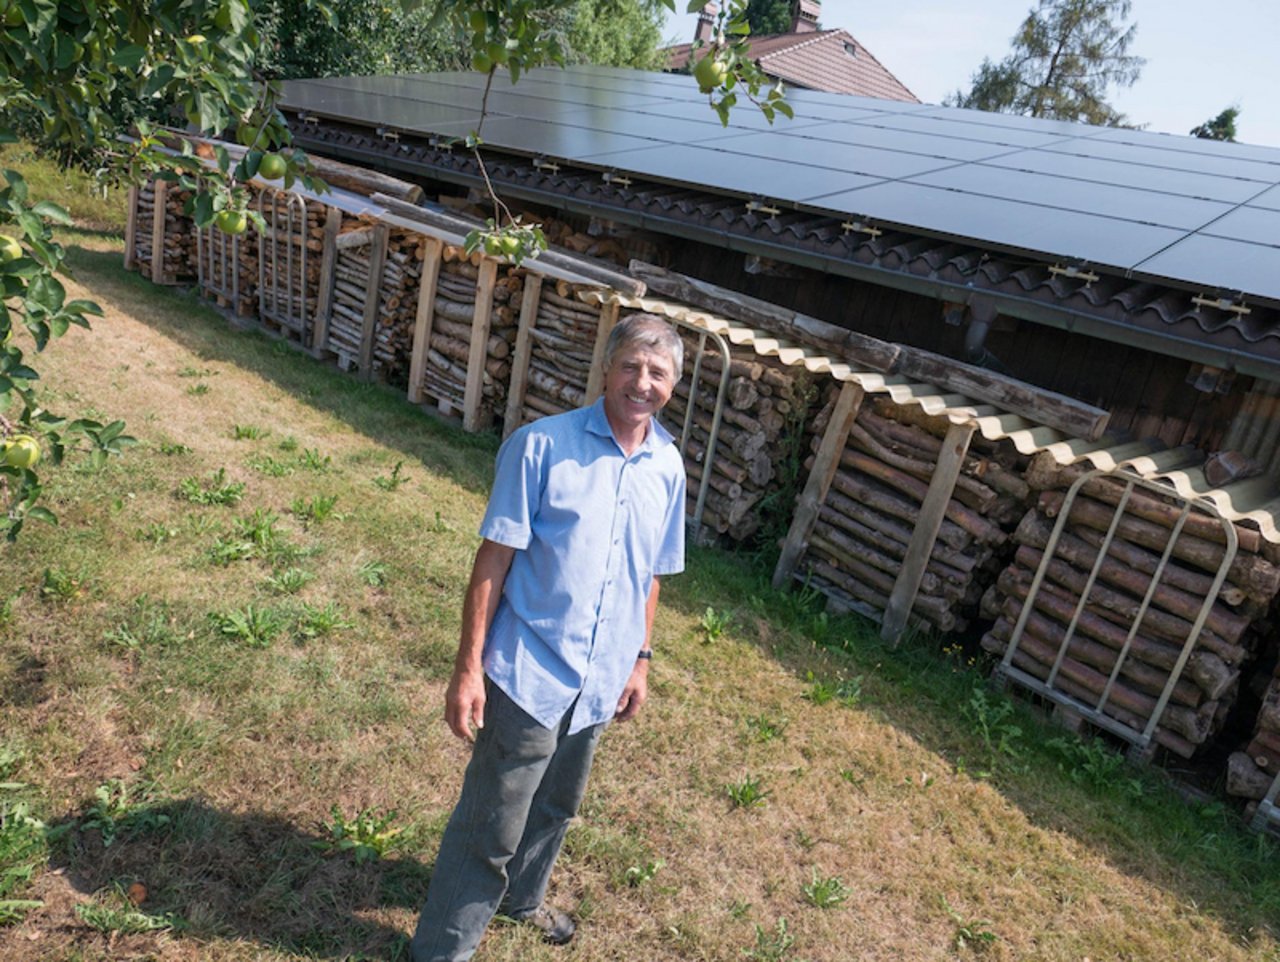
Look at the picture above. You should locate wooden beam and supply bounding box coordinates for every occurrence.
[629,260,901,372]
[371,194,646,296]
[585,299,620,404]
[124,184,139,272]
[311,205,343,356]
[150,178,168,284]
[504,273,543,436]
[772,381,865,589]
[408,237,444,404]
[358,223,390,380]
[881,420,976,644]
[463,258,498,432]
[896,347,1110,440]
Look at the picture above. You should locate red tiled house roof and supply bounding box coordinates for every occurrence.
[667,28,918,102]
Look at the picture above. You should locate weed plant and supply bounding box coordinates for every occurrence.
[178,467,245,506]
[801,869,850,909]
[725,775,771,810]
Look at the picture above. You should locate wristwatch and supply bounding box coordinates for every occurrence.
[636,649,653,661]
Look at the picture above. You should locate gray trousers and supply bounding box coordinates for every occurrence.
[410,682,606,962]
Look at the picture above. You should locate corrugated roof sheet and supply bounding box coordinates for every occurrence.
[582,289,1280,542]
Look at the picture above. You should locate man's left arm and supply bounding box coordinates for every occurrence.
[615,576,660,722]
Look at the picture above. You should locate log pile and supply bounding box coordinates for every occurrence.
[661,323,816,543]
[416,247,521,424]
[1229,664,1280,805]
[980,453,1280,759]
[320,224,427,383]
[129,179,196,283]
[799,394,1023,633]
[513,279,605,425]
[256,192,328,344]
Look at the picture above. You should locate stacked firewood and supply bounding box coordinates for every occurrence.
[368,230,428,386]
[662,326,814,543]
[417,248,520,424]
[800,394,1022,633]
[514,280,604,424]
[980,453,1280,759]
[322,223,383,366]
[255,193,328,342]
[130,179,196,283]
[1229,665,1280,806]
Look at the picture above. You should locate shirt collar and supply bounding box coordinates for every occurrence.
[586,398,675,454]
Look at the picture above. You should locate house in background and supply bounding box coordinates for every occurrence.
[665,0,918,102]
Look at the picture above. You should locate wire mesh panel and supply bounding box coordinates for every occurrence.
[993,469,1238,761]
[256,189,314,344]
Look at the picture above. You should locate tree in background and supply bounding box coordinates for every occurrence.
[1190,106,1239,142]
[946,0,1144,126]
[744,0,792,35]
[254,0,467,79]
[561,0,669,70]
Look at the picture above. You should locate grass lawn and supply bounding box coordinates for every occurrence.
[1,155,1278,961]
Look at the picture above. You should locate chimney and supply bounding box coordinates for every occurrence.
[694,2,716,43]
[791,0,820,32]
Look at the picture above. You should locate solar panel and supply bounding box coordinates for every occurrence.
[690,131,959,180]
[1042,138,1280,182]
[582,142,883,199]
[906,164,1234,231]
[451,116,665,161]
[808,179,1184,268]
[786,121,1028,162]
[1198,206,1280,247]
[1247,185,1280,212]
[279,67,1280,303]
[980,149,1266,204]
[1135,234,1280,298]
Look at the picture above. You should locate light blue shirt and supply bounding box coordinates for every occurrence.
[479,399,686,733]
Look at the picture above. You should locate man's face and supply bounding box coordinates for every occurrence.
[602,343,676,435]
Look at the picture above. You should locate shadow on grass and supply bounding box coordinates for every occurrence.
[660,544,1280,949]
[62,243,500,499]
[48,797,428,960]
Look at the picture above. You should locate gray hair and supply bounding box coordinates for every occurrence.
[602,313,683,379]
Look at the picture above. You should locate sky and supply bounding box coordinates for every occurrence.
[661,0,1280,148]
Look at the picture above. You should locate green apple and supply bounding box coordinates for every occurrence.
[0,233,22,262]
[693,54,728,94]
[215,209,248,235]
[2,434,40,470]
[257,152,286,180]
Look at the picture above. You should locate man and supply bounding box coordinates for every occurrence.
[411,313,687,962]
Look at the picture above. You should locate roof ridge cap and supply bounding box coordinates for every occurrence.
[756,29,841,62]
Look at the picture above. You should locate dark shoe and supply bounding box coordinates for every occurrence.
[517,904,575,945]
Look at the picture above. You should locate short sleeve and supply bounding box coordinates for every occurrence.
[652,454,686,576]
[478,427,546,549]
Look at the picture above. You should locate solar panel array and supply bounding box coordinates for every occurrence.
[280,65,1280,303]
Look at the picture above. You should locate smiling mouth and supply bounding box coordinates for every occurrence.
[625,394,650,405]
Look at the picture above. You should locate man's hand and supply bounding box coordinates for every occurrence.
[614,660,649,722]
[445,666,487,741]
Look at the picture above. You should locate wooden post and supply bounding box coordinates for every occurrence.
[358,223,390,380]
[772,380,865,589]
[881,420,977,644]
[150,178,169,284]
[408,237,444,404]
[311,206,343,356]
[585,298,620,404]
[463,258,498,432]
[124,184,139,272]
[504,273,543,436]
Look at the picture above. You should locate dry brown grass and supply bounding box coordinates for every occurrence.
[0,232,1277,962]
